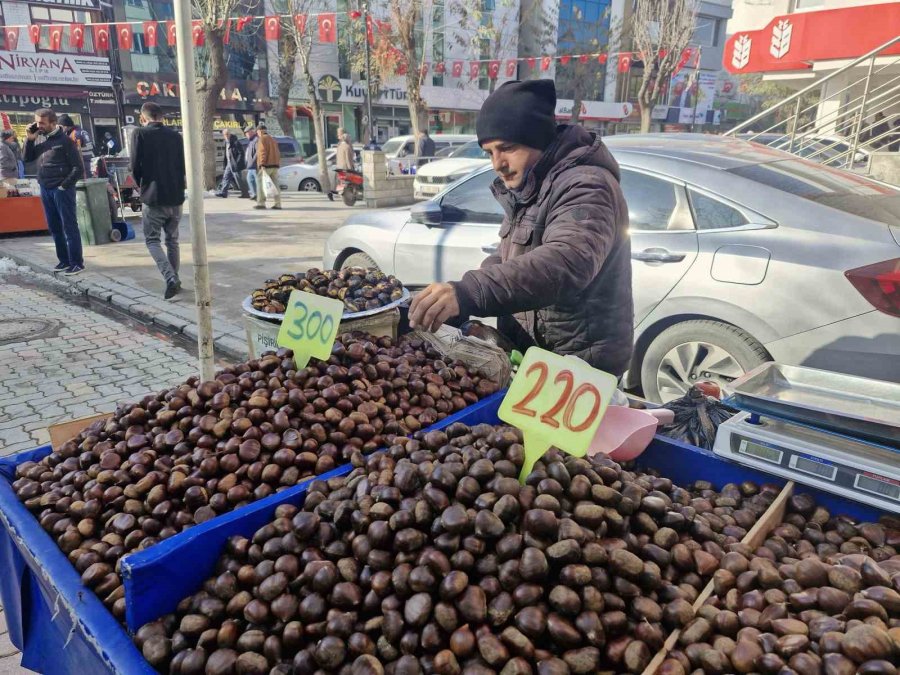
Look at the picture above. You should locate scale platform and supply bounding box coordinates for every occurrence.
[714,363,900,513]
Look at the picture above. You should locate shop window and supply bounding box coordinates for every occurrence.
[687,189,749,230]
[692,17,720,47]
[620,169,678,231]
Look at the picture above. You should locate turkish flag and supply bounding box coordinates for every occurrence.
[349,10,362,20]
[469,62,480,79]
[451,61,463,78]
[365,15,373,44]
[318,13,336,42]
[579,54,588,64]
[294,14,307,35]
[396,59,407,76]
[143,21,158,48]
[4,27,19,51]
[434,62,445,74]
[526,57,535,70]
[540,56,552,71]
[265,16,280,40]
[674,47,693,74]
[192,20,205,46]
[376,20,391,35]
[70,23,85,49]
[618,53,632,73]
[48,25,64,51]
[166,20,176,46]
[223,18,232,44]
[488,60,500,79]
[93,24,110,51]
[598,53,608,65]
[235,17,252,32]
[118,24,133,50]
[560,55,571,65]
[28,24,41,45]
[505,59,516,77]
[420,63,429,77]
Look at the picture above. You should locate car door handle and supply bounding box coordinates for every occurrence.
[632,248,686,263]
[482,243,500,255]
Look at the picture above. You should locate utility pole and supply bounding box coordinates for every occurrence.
[690,45,703,132]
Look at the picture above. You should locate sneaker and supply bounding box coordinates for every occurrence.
[216,193,227,198]
[271,205,282,210]
[327,192,335,202]
[64,265,84,276]
[254,205,266,210]
[53,262,69,273]
[164,280,181,299]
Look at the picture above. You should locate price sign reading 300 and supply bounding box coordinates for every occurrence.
[276,290,344,367]
[499,347,618,482]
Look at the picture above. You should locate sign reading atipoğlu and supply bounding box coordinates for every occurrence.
[0,50,111,86]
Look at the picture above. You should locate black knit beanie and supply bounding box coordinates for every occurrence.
[477,79,557,151]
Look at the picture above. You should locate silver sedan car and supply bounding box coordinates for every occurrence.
[323,134,900,402]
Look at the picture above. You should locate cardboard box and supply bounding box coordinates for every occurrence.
[48,412,112,450]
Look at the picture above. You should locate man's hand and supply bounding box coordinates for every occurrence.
[26,129,37,142]
[408,283,460,332]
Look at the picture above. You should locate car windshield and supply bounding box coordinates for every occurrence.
[381,139,404,155]
[449,141,488,159]
[729,159,900,225]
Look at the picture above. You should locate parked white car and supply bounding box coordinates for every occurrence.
[381,133,475,175]
[413,141,490,200]
[277,146,362,192]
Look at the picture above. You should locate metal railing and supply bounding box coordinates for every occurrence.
[725,35,900,171]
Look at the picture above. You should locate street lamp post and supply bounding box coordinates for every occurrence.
[363,1,375,144]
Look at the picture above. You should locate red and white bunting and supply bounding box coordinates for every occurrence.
[48,25,64,51]
[118,24,133,50]
[143,21,158,48]
[294,14,307,35]
[540,55,552,71]
[617,53,632,73]
[579,54,588,64]
[235,16,252,32]
[349,10,362,20]
[166,20,176,46]
[192,20,205,46]
[92,24,110,50]
[505,59,516,77]
[488,60,500,79]
[365,15,373,44]
[560,55,571,65]
[434,61,445,74]
[318,13,336,43]
[526,57,536,70]
[264,16,280,40]
[28,24,41,45]
[451,61,463,78]
[70,23,85,49]
[4,26,19,50]
[598,53,608,64]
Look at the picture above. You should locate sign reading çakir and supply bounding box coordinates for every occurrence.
[0,50,111,86]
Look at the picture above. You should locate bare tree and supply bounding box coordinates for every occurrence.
[193,0,243,189]
[452,0,526,94]
[631,0,697,132]
[272,36,299,140]
[386,0,427,141]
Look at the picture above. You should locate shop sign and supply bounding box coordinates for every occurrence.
[555,100,632,121]
[0,93,89,114]
[87,89,116,107]
[126,76,267,111]
[724,4,900,74]
[0,50,111,86]
[317,75,342,103]
[27,0,100,8]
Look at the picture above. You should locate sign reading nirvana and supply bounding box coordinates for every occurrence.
[0,50,111,86]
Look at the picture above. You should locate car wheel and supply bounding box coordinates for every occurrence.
[640,320,769,403]
[340,252,378,271]
[299,178,321,192]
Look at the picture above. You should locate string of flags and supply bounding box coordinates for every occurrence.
[1,12,697,79]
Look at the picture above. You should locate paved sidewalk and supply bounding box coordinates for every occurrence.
[0,265,202,673]
[0,193,356,362]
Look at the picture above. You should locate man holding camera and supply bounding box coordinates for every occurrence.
[24,108,84,275]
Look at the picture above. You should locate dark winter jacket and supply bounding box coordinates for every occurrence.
[454,125,634,377]
[226,136,246,171]
[23,127,83,190]
[130,122,186,206]
[244,136,258,170]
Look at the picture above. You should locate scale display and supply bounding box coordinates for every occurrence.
[714,412,900,514]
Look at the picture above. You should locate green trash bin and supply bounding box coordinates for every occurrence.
[76,178,112,246]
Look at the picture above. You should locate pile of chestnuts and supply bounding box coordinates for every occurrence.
[250,268,405,315]
[135,422,781,674]
[12,335,497,620]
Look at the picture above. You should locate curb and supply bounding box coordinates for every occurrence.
[0,250,247,364]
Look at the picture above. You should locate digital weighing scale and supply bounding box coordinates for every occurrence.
[712,363,900,514]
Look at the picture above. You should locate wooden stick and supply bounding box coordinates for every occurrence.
[641,481,796,674]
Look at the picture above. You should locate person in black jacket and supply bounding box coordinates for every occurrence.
[24,108,84,275]
[215,128,248,198]
[130,102,187,299]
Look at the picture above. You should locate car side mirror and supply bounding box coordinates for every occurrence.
[410,201,443,227]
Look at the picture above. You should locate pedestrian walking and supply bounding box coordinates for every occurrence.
[216,129,248,198]
[57,114,95,177]
[254,123,281,210]
[130,102,187,300]
[23,108,84,275]
[0,132,17,186]
[243,125,258,200]
[2,129,24,178]
[416,130,436,167]
[327,131,355,201]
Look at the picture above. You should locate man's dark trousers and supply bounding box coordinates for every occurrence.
[41,186,82,267]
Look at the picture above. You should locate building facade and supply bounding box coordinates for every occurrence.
[0,0,117,143]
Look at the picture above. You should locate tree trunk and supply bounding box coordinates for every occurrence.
[302,66,331,193]
[196,28,229,191]
[275,40,298,140]
[640,104,652,133]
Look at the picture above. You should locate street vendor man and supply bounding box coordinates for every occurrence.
[408,79,634,377]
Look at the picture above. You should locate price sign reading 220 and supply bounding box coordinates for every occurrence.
[499,347,618,482]
[276,290,344,367]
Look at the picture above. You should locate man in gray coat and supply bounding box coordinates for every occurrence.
[409,79,634,377]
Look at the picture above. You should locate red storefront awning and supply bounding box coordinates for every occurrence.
[724,4,900,74]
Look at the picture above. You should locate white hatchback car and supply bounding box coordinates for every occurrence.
[413,141,490,200]
[277,147,362,192]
